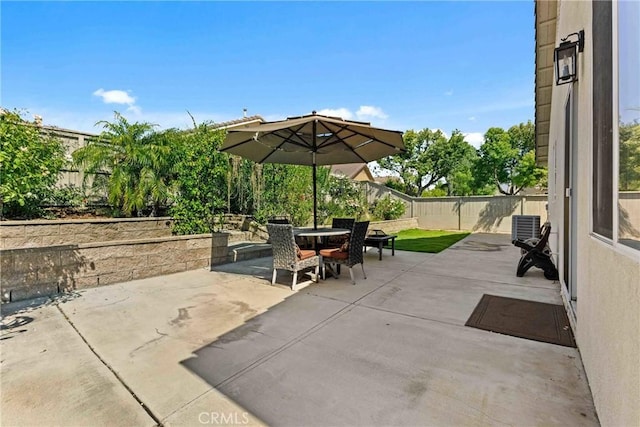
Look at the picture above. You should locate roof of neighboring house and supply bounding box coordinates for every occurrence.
[534,0,557,165]
[329,163,374,181]
[213,115,264,130]
[40,125,100,138]
[1,105,264,135]
[0,107,101,137]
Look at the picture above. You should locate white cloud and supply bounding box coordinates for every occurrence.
[316,105,389,122]
[356,105,388,120]
[316,108,354,120]
[468,116,476,121]
[93,88,136,105]
[93,88,142,115]
[444,90,454,96]
[463,132,484,149]
[127,105,142,115]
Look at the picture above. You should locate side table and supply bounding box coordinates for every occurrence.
[364,234,397,261]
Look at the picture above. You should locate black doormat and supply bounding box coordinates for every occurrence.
[465,294,576,347]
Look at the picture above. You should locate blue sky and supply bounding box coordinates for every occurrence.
[2,1,535,148]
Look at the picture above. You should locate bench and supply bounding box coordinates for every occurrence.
[364,231,397,260]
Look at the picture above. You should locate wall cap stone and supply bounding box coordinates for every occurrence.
[0,217,173,226]
[0,232,228,253]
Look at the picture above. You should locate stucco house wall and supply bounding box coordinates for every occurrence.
[543,1,640,425]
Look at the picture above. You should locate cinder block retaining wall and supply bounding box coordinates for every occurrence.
[1,233,229,303]
[0,215,416,303]
[369,218,419,234]
[0,217,174,249]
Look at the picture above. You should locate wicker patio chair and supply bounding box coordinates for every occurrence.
[319,221,369,285]
[267,223,320,290]
[325,217,356,248]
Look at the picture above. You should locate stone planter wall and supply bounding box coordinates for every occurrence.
[0,233,229,303]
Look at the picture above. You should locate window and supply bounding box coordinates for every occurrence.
[591,0,640,253]
[617,0,640,251]
[592,0,613,239]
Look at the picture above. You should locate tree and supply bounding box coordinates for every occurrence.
[0,110,65,218]
[475,121,547,195]
[72,112,175,216]
[440,130,485,196]
[382,177,405,193]
[378,128,476,196]
[169,119,228,234]
[619,120,640,191]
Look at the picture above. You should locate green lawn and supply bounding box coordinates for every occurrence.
[393,229,470,253]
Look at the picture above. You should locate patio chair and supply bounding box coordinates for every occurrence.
[512,221,559,280]
[267,223,320,290]
[324,217,356,249]
[320,221,369,284]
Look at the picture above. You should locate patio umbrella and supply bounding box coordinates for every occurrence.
[220,111,405,229]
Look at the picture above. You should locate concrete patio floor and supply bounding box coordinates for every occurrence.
[0,233,598,426]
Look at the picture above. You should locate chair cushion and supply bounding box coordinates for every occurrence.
[319,247,349,259]
[298,249,317,260]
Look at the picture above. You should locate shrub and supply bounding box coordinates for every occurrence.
[0,110,66,218]
[253,164,315,226]
[320,175,368,223]
[42,184,86,207]
[371,194,406,220]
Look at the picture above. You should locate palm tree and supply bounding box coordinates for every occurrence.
[72,112,175,216]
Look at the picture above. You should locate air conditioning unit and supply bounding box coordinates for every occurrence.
[511,215,541,241]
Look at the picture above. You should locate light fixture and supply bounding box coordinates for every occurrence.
[554,30,584,85]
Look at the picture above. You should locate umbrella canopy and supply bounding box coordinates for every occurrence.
[220,112,405,228]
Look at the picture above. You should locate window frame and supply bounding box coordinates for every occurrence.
[591,0,614,241]
[611,0,640,259]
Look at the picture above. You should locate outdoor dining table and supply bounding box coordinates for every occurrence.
[294,227,351,238]
[293,227,351,253]
[294,227,351,279]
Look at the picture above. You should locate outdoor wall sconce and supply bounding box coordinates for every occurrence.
[554,30,585,85]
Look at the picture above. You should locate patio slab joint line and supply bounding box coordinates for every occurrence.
[55,305,163,427]
[214,303,357,389]
[404,266,559,290]
[357,302,466,329]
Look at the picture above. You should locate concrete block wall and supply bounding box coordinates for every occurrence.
[0,233,229,303]
[0,217,174,249]
[369,218,419,234]
[363,181,551,233]
[0,215,273,303]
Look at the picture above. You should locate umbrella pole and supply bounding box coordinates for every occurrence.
[313,163,318,230]
[312,118,318,230]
